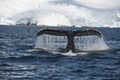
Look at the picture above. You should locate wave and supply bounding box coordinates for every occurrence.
[0,0,120,27]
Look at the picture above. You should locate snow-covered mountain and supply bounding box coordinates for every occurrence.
[0,0,120,27]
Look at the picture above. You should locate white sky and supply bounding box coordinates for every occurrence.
[74,0,120,9]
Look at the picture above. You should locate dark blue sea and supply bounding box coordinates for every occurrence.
[0,25,120,80]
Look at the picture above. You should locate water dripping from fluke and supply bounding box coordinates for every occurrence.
[34,28,109,54]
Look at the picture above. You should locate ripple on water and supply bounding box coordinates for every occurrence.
[0,63,37,79]
[0,26,120,80]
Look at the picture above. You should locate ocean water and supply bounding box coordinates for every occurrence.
[0,25,120,80]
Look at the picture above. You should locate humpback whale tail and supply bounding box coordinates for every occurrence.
[35,28,103,53]
[37,28,102,38]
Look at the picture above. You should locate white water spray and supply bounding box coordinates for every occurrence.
[35,34,109,53]
[35,34,68,51]
[74,36,108,51]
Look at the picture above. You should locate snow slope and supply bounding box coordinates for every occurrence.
[0,0,120,27]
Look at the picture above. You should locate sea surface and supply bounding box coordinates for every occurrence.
[0,25,120,80]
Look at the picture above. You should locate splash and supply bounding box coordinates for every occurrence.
[61,50,89,56]
[74,36,109,51]
[35,34,109,54]
[35,34,68,51]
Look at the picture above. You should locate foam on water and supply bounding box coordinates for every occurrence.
[27,49,89,56]
[61,50,89,56]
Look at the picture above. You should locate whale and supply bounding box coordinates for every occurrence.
[36,28,102,53]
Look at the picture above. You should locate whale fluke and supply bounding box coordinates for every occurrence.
[36,28,102,53]
[37,29,67,36]
[74,29,102,38]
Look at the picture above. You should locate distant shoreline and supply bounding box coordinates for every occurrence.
[0,24,120,29]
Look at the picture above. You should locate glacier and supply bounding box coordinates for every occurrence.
[0,0,120,27]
